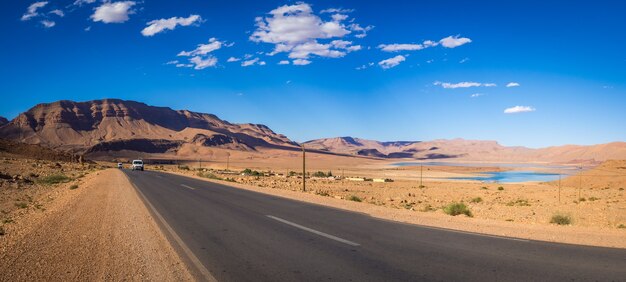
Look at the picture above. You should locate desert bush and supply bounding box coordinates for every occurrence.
[578,197,586,202]
[14,202,27,209]
[348,195,362,202]
[69,185,79,190]
[443,202,472,217]
[242,168,262,176]
[497,186,504,191]
[178,165,190,171]
[197,172,221,180]
[470,197,483,203]
[316,191,330,197]
[588,197,599,201]
[36,174,71,185]
[618,224,625,229]
[550,213,571,225]
[481,186,488,190]
[0,226,5,236]
[506,199,530,206]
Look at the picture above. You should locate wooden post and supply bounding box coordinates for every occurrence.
[420,165,423,187]
[558,174,561,204]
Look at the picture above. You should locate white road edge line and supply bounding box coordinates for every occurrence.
[266,215,360,247]
[127,180,216,281]
[180,184,196,190]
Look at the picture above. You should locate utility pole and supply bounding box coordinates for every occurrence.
[226,153,230,171]
[578,162,583,201]
[199,158,202,169]
[302,144,306,192]
[420,165,423,187]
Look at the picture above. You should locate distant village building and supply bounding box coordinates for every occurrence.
[373,178,394,183]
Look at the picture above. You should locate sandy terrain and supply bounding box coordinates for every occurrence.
[0,157,192,281]
[160,159,626,248]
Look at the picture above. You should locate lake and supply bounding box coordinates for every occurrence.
[391,161,579,183]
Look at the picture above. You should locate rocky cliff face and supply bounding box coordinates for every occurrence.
[0,99,298,154]
[0,116,8,127]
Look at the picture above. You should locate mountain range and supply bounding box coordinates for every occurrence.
[1,99,625,163]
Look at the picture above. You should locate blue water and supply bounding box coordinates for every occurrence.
[450,171,561,183]
[391,161,578,183]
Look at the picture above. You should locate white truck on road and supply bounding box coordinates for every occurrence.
[131,160,144,171]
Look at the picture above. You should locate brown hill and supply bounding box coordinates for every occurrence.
[0,99,298,155]
[304,137,626,163]
[0,116,8,127]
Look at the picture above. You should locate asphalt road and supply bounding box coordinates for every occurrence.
[123,169,626,281]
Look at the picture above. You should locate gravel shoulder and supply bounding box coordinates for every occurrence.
[0,168,193,281]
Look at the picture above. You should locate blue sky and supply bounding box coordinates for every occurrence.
[1,0,625,148]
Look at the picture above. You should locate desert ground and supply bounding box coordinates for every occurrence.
[0,154,193,281]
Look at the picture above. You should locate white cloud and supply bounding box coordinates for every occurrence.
[178,38,223,57]
[292,59,312,65]
[21,1,48,21]
[165,60,179,65]
[470,93,484,98]
[141,15,202,36]
[434,81,497,89]
[379,35,470,52]
[379,40,439,52]
[250,3,367,64]
[504,106,535,114]
[241,58,260,67]
[177,38,230,70]
[175,63,192,68]
[459,57,469,63]
[227,57,240,62]
[41,20,55,28]
[320,8,354,14]
[49,9,64,17]
[278,60,290,65]
[506,82,520,87]
[73,0,96,6]
[91,1,136,24]
[439,35,472,48]
[378,55,406,69]
[189,56,217,70]
[356,62,374,70]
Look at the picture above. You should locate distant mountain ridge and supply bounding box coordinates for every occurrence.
[0,116,8,127]
[0,99,298,154]
[304,137,626,163]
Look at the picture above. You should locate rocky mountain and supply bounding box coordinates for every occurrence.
[304,137,626,163]
[0,116,8,127]
[0,99,298,155]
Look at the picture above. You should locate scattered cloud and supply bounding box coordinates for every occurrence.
[177,38,230,70]
[73,0,96,6]
[91,1,136,24]
[459,57,469,63]
[41,20,55,28]
[249,3,368,64]
[356,62,374,70]
[470,93,484,98]
[320,8,354,14]
[378,40,438,52]
[189,56,217,70]
[49,9,64,17]
[278,60,290,65]
[379,35,471,53]
[141,14,202,36]
[602,85,614,89]
[379,55,406,69]
[434,81,497,89]
[506,82,520,87]
[426,59,434,64]
[227,57,240,62]
[439,35,472,48]
[21,1,48,21]
[178,38,223,57]
[165,60,179,65]
[241,58,266,67]
[293,59,312,65]
[504,106,535,114]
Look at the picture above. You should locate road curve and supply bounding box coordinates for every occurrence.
[123,169,626,281]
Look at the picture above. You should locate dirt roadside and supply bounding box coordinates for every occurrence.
[166,170,626,249]
[0,169,193,281]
